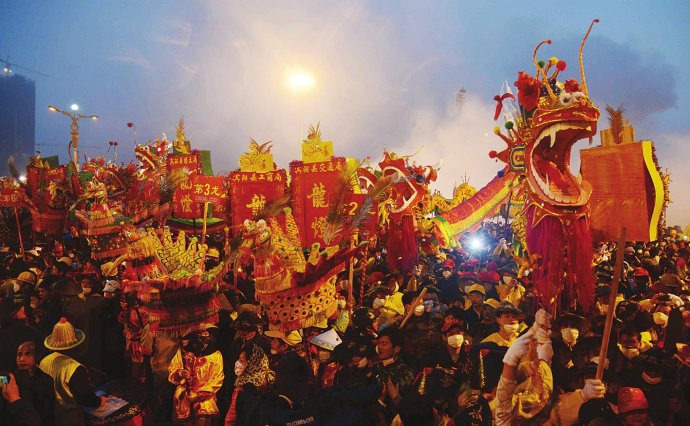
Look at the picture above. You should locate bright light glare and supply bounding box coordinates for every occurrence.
[469,237,484,251]
[70,104,79,111]
[287,71,316,93]
[18,175,27,183]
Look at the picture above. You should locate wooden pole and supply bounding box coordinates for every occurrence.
[596,227,627,381]
[399,287,427,329]
[348,232,357,308]
[201,202,209,246]
[13,207,25,260]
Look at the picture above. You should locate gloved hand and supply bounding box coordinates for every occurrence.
[536,341,554,362]
[535,325,551,345]
[580,378,606,401]
[503,329,534,367]
[532,309,552,334]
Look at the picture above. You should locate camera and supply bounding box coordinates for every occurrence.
[0,374,9,386]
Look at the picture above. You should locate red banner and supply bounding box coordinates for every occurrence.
[290,158,346,248]
[0,188,24,208]
[173,177,202,219]
[228,170,287,235]
[26,166,67,207]
[167,153,200,174]
[190,175,226,206]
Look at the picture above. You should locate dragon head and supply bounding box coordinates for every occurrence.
[135,139,169,170]
[492,20,600,207]
[378,151,431,217]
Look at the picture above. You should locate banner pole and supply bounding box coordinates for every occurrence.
[596,227,627,381]
[14,207,25,260]
[201,202,209,246]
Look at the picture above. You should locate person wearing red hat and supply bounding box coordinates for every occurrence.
[617,387,652,426]
[437,260,461,305]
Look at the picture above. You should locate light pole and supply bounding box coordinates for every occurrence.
[48,104,98,171]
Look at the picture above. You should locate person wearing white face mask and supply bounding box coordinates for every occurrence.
[550,312,587,391]
[224,345,275,426]
[481,301,522,347]
[612,327,653,385]
[423,316,473,382]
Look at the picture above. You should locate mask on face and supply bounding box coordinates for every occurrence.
[447,334,464,348]
[318,350,331,363]
[414,305,425,316]
[618,344,640,360]
[373,298,385,309]
[653,312,668,327]
[560,328,579,345]
[503,323,520,334]
[234,360,246,376]
[642,371,662,385]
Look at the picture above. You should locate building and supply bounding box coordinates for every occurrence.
[0,73,36,176]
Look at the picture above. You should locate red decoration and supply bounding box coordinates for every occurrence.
[556,60,567,71]
[190,175,226,206]
[228,170,287,235]
[564,79,581,93]
[290,158,346,248]
[514,72,542,111]
[493,93,515,121]
[0,188,24,208]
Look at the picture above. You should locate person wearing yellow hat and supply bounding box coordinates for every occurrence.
[481,301,523,347]
[463,282,486,328]
[39,317,105,425]
[264,329,313,404]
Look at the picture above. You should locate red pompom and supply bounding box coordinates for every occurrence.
[489,150,497,159]
[556,60,566,71]
[564,79,581,93]
[127,122,133,128]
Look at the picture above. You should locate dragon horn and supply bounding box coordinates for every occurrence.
[532,40,557,101]
[579,19,600,98]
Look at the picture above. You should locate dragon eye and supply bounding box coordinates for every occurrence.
[558,92,573,106]
[571,91,586,103]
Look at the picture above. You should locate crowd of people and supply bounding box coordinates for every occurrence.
[1,221,689,426]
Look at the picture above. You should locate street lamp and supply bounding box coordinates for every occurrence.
[48,104,99,171]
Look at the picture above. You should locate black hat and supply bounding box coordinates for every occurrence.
[634,347,677,377]
[494,301,521,316]
[235,311,263,331]
[578,398,618,425]
[553,312,588,333]
[351,307,376,329]
[0,296,23,323]
[53,278,82,296]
